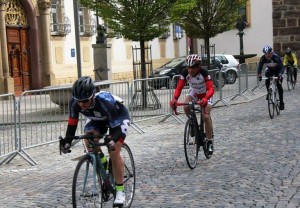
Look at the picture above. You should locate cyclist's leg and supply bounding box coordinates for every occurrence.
[201,99,213,154]
[183,92,195,117]
[202,102,213,140]
[276,75,284,110]
[84,120,108,152]
[265,69,271,99]
[109,106,130,205]
[294,66,297,83]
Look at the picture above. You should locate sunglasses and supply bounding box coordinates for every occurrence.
[264,52,272,55]
[76,98,91,104]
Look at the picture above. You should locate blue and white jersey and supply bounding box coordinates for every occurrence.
[69,91,124,128]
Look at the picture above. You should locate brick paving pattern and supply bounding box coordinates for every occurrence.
[1,85,300,207]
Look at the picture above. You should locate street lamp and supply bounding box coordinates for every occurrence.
[94,0,106,44]
[236,19,246,64]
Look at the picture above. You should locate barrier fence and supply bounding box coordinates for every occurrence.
[0,62,265,166]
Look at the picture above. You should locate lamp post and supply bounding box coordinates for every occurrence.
[236,19,246,64]
[94,0,106,44]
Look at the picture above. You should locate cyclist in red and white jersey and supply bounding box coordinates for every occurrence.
[170,54,215,155]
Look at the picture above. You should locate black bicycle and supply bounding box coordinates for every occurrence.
[263,76,280,119]
[59,134,135,208]
[174,100,212,169]
[286,65,296,91]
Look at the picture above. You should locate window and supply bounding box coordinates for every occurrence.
[78,5,97,37]
[239,0,251,26]
[50,0,71,36]
[173,24,184,39]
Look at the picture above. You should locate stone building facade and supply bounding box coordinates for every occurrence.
[273,0,300,61]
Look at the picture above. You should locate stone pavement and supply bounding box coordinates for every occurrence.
[1,85,300,208]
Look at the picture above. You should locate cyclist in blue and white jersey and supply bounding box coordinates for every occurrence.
[257,45,285,110]
[60,76,130,206]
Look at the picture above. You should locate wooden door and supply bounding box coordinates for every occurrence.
[7,27,31,95]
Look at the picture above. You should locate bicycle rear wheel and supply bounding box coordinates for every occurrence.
[268,88,274,119]
[184,119,199,169]
[121,143,136,208]
[291,69,296,89]
[72,155,103,208]
[287,70,294,91]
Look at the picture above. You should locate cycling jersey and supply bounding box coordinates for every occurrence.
[174,68,214,100]
[283,52,298,67]
[257,52,284,75]
[65,91,130,144]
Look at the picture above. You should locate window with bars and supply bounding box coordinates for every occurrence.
[173,24,184,39]
[79,5,97,37]
[50,0,71,36]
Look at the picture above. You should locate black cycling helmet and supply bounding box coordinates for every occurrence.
[186,54,201,67]
[72,76,96,101]
[262,45,272,54]
[285,47,292,55]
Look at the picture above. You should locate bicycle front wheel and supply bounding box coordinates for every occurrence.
[275,87,280,115]
[268,89,274,119]
[72,155,103,208]
[184,119,199,169]
[122,143,136,208]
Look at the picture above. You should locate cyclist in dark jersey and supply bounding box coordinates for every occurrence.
[170,54,215,155]
[257,45,285,110]
[60,76,129,206]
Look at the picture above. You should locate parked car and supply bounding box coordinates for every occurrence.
[148,56,226,89]
[215,54,240,84]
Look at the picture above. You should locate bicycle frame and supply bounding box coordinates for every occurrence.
[174,100,211,169]
[60,134,136,208]
[176,101,205,143]
[263,76,280,119]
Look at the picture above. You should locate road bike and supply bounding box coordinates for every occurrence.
[263,76,280,119]
[59,134,135,208]
[286,65,296,91]
[174,100,212,169]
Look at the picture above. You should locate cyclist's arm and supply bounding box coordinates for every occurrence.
[174,78,186,100]
[174,70,188,100]
[257,56,265,75]
[275,55,285,75]
[204,78,214,99]
[283,55,288,66]
[65,117,79,144]
[292,53,298,67]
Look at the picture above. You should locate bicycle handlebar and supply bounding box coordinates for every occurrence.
[59,134,111,155]
[172,100,204,115]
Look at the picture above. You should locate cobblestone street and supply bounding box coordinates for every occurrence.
[1,85,300,207]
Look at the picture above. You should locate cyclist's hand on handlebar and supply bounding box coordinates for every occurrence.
[59,136,71,154]
[200,98,208,108]
[108,140,116,151]
[257,74,262,81]
[170,99,178,111]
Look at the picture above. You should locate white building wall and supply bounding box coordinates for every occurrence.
[197,0,273,59]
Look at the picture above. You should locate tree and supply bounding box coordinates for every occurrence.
[80,0,175,79]
[171,0,247,68]
[80,0,176,108]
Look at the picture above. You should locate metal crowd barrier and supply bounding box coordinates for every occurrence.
[0,93,18,165]
[0,62,265,166]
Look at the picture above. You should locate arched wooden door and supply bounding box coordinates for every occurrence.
[7,27,31,95]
